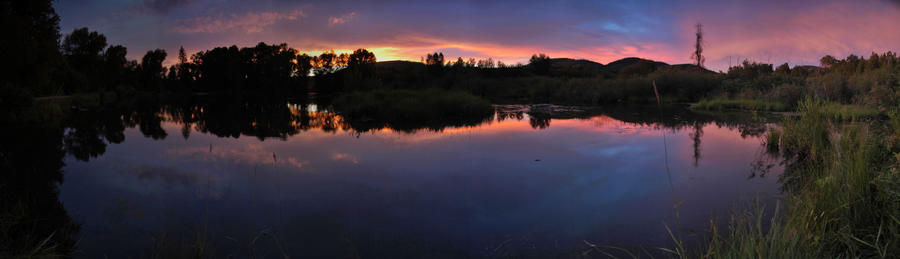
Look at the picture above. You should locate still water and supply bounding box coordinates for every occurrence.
[51,101,782,257]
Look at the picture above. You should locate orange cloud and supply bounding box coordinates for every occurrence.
[293,33,681,66]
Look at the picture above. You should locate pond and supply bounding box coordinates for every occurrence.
[6,98,784,257]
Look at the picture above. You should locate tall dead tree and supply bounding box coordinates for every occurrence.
[692,23,705,70]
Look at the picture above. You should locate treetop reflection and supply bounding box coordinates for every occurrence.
[53,96,779,165]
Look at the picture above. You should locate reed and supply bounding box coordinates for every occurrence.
[669,99,900,258]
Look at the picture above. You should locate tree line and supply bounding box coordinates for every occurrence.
[56,28,380,93]
[0,0,379,98]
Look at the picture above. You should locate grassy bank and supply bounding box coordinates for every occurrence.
[673,99,900,258]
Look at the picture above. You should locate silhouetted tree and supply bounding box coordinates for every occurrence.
[347,48,377,77]
[192,45,243,91]
[241,42,297,87]
[139,49,167,90]
[529,53,551,75]
[62,28,107,60]
[0,0,63,95]
[727,60,773,79]
[313,50,337,75]
[477,58,495,68]
[175,46,196,85]
[103,45,131,89]
[425,52,445,75]
[820,55,837,68]
[452,57,465,69]
[296,53,313,77]
[337,53,349,67]
[691,23,705,69]
[61,27,108,92]
[775,63,791,75]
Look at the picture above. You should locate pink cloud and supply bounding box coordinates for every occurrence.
[170,9,306,33]
[677,1,900,69]
[330,152,359,164]
[166,143,308,169]
[328,11,356,26]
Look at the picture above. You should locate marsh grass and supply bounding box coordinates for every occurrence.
[815,102,883,121]
[0,200,77,259]
[764,127,781,153]
[668,99,900,258]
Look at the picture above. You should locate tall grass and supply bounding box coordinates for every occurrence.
[671,99,900,258]
[815,102,883,121]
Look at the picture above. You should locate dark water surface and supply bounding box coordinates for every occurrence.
[38,100,782,257]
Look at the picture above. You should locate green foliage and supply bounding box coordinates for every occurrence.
[675,99,900,258]
[727,60,773,80]
[814,101,882,121]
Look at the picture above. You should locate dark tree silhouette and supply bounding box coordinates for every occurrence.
[313,50,337,75]
[691,23,705,69]
[425,52,445,66]
[103,45,131,89]
[62,28,107,59]
[174,46,195,84]
[139,49,167,89]
[452,57,465,69]
[62,27,108,92]
[820,55,837,68]
[296,53,313,77]
[529,53,551,75]
[425,52,445,75]
[775,63,791,75]
[241,42,297,87]
[348,48,377,76]
[0,0,63,95]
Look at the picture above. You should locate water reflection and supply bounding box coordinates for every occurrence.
[5,97,784,257]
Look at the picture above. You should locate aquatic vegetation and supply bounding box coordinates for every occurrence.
[669,99,900,258]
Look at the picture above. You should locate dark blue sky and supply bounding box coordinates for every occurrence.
[56,0,900,70]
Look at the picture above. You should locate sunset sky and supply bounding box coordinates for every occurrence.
[55,0,900,71]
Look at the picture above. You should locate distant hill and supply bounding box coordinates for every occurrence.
[666,64,716,74]
[602,57,669,74]
[548,58,605,77]
[373,57,719,79]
